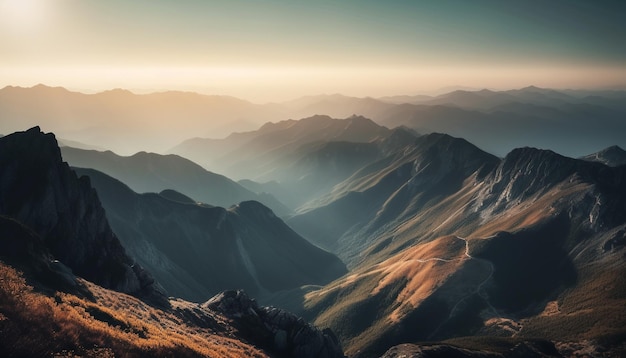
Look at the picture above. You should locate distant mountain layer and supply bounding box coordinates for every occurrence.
[170,114,394,178]
[287,133,626,357]
[73,167,347,302]
[61,146,290,215]
[0,84,279,154]
[171,115,418,210]
[3,84,624,157]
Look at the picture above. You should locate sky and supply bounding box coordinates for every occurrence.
[1,0,625,102]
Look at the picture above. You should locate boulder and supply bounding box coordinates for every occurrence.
[204,289,345,358]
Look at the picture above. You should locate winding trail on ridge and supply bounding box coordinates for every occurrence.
[427,236,506,339]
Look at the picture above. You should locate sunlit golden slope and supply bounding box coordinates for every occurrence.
[0,261,267,357]
[296,139,626,357]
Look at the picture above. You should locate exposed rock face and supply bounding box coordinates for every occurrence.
[480,147,626,229]
[204,290,345,358]
[0,127,168,306]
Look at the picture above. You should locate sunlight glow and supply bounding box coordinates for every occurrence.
[0,0,47,33]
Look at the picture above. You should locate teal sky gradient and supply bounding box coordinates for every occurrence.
[1,0,625,101]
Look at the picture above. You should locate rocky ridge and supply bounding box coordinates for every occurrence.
[0,127,167,305]
[204,290,345,358]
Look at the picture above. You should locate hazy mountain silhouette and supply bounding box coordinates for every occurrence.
[0,84,281,154]
[171,115,392,176]
[72,167,346,302]
[281,87,626,157]
[171,115,417,210]
[60,146,290,215]
[380,101,626,157]
[3,84,624,157]
[280,94,397,120]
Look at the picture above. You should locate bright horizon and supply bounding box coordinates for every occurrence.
[1,0,625,102]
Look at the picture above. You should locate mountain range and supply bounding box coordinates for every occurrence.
[60,146,290,215]
[2,86,626,358]
[171,115,418,210]
[0,127,345,357]
[2,84,625,157]
[285,133,626,357]
[72,167,346,302]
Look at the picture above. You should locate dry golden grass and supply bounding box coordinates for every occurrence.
[0,261,268,357]
[370,235,466,322]
[304,235,472,357]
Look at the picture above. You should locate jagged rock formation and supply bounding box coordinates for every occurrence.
[0,127,168,306]
[204,290,345,358]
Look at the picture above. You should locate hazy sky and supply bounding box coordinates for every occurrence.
[1,0,625,102]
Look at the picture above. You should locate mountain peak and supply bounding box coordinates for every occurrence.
[581,145,626,167]
[500,147,570,176]
[489,147,582,204]
[0,129,168,306]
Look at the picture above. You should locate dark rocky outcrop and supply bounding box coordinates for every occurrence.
[381,341,561,358]
[204,290,345,358]
[0,215,83,294]
[0,127,168,306]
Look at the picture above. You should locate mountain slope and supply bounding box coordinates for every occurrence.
[73,167,347,302]
[0,127,167,306]
[0,127,346,357]
[171,115,417,210]
[0,244,345,357]
[292,139,626,357]
[245,127,418,210]
[288,133,499,263]
[61,146,289,215]
[170,115,394,180]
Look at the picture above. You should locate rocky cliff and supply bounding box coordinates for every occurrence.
[0,127,167,306]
